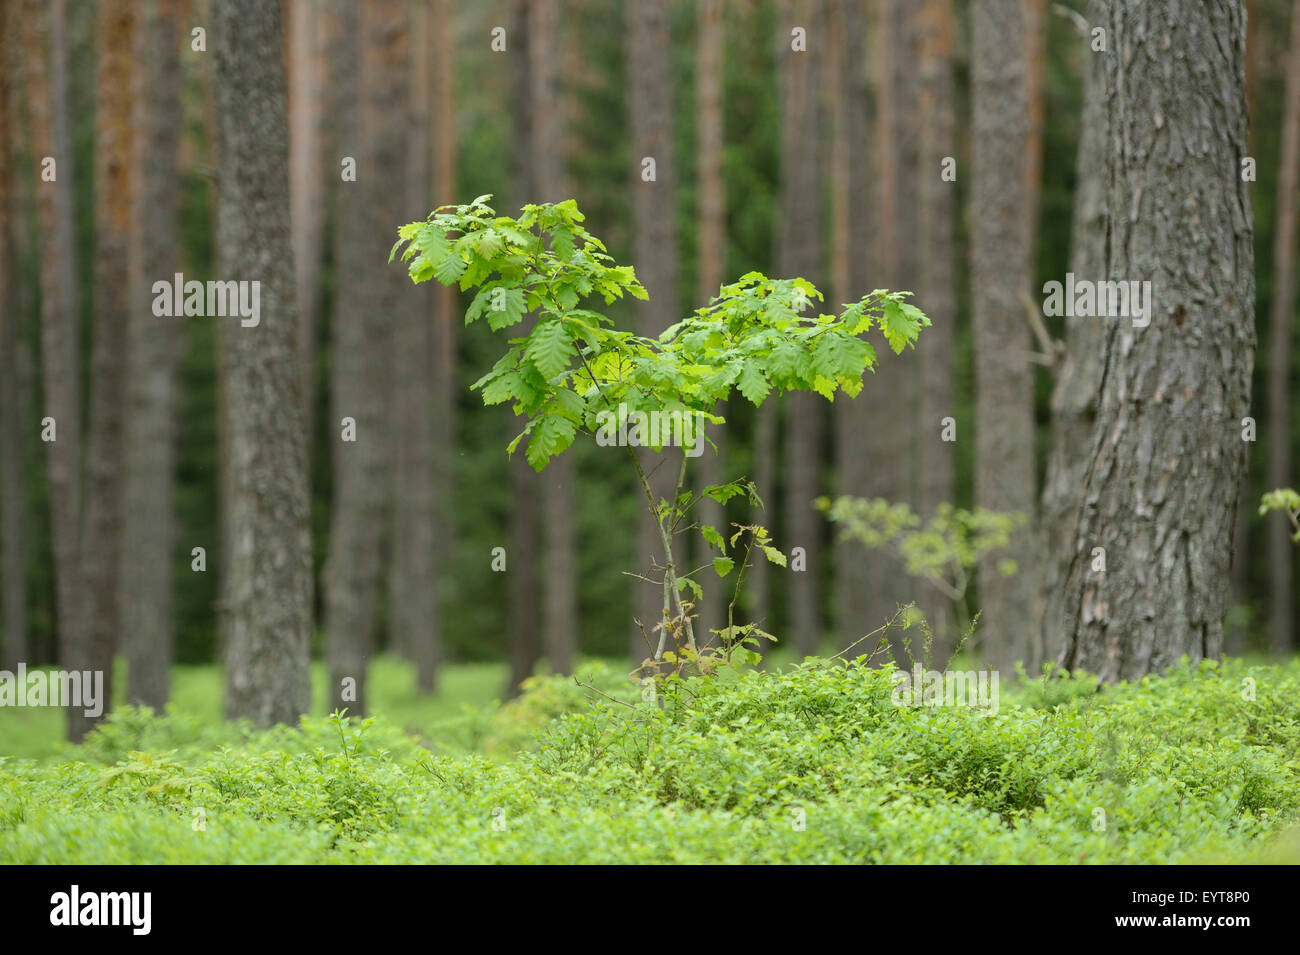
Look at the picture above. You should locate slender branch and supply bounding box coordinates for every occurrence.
[833,606,910,661]
[620,570,663,584]
[1052,2,1089,36]
[1020,291,1065,371]
[722,531,757,651]
[671,452,697,651]
[626,445,693,659]
[574,676,637,709]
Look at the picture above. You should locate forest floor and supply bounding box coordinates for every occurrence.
[2,655,1298,863]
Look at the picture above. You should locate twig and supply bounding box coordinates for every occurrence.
[621,570,663,584]
[574,676,637,709]
[833,606,910,661]
[1052,2,1090,36]
[1020,291,1065,371]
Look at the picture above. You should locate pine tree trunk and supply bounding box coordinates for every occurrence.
[429,0,457,691]
[0,1,28,673]
[389,0,434,684]
[777,0,825,659]
[915,0,958,657]
[1266,0,1300,655]
[530,0,578,676]
[864,0,922,666]
[693,0,728,649]
[628,0,682,662]
[1040,0,1108,664]
[833,0,878,652]
[78,0,134,739]
[504,0,541,696]
[390,0,451,693]
[289,0,326,448]
[1058,0,1255,681]
[123,0,182,709]
[214,0,313,726]
[23,0,86,739]
[1023,0,1047,273]
[972,0,1038,671]
[324,0,407,716]
[1230,0,1259,644]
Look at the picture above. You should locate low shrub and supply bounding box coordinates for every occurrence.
[1,657,1296,863]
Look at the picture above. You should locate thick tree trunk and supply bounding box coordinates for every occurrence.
[1040,0,1108,665]
[915,0,958,657]
[693,0,728,649]
[628,0,682,662]
[1058,0,1255,681]
[777,0,825,659]
[123,0,182,709]
[214,0,313,726]
[972,0,1038,671]
[23,0,86,739]
[1266,0,1300,655]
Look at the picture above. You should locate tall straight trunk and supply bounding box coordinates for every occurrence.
[693,0,727,649]
[207,0,235,667]
[530,0,577,676]
[289,0,326,446]
[1023,0,1047,272]
[80,0,134,738]
[325,0,404,715]
[23,0,85,738]
[914,0,957,656]
[1059,0,1255,681]
[428,0,457,688]
[390,0,443,692]
[864,0,921,665]
[1266,0,1300,655]
[741,0,777,643]
[1237,0,1258,652]
[628,0,682,662]
[123,0,182,709]
[1228,0,1256,655]
[214,0,313,726]
[1040,0,1108,664]
[777,0,825,659]
[833,0,876,650]
[504,0,540,696]
[389,0,432,664]
[972,0,1038,671]
[0,0,28,671]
